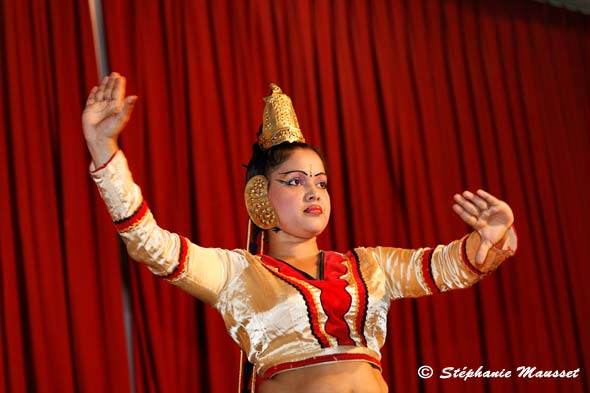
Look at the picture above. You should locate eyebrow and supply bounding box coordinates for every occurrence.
[278,170,327,177]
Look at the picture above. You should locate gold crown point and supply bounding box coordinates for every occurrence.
[259,83,306,149]
[269,83,282,94]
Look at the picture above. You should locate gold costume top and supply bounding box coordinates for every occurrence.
[91,151,517,379]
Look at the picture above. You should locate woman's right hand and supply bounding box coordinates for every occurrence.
[82,72,137,166]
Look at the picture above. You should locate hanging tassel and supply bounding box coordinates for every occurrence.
[238,219,258,393]
[248,219,262,255]
[238,350,256,393]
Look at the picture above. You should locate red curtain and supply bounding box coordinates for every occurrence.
[2,0,589,392]
[0,0,131,392]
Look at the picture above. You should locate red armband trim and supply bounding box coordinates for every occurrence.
[165,236,189,281]
[89,149,120,173]
[114,200,149,232]
[420,248,440,294]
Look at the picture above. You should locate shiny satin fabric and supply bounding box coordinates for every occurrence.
[90,150,517,378]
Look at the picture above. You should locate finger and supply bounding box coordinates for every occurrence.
[95,77,108,101]
[454,194,480,216]
[475,240,492,265]
[103,75,116,101]
[115,95,138,127]
[86,86,98,105]
[476,189,501,206]
[99,75,109,86]
[112,74,126,102]
[452,203,477,226]
[122,95,137,115]
[463,190,488,211]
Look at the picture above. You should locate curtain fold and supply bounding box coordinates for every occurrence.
[1,0,588,392]
[0,0,131,392]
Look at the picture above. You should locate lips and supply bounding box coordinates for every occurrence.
[304,205,323,215]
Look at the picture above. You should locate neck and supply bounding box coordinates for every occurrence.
[266,232,320,263]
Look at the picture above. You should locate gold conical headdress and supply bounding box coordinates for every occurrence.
[258,83,306,149]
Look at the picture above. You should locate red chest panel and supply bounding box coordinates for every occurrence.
[259,251,368,348]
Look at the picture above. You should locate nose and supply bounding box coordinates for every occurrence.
[305,184,319,202]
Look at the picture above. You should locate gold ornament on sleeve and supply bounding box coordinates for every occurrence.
[258,83,306,149]
[244,175,278,229]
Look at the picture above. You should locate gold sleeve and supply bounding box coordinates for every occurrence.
[90,150,248,306]
[356,228,517,300]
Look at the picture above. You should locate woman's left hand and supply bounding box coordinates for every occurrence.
[452,189,514,264]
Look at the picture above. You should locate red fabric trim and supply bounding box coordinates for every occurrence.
[89,149,119,173]
[460,235,484,275]
[345,251,369,346]
[259,259,331,348]
[421,248,439,294]
[113,200,149,232]
[263,353,381,379]
[165,236,189,281]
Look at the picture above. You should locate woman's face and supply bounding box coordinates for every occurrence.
[267,148,331,239]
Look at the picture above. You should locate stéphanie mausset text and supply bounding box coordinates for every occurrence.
[440,366,580,381]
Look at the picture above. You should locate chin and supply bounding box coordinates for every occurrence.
[280,224,326,239]
[276,214,330,238]
[299,223,328,238]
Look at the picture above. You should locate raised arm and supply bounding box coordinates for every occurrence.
[83,74,247,306]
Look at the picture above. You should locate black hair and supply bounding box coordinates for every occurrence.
[245,141,327,182]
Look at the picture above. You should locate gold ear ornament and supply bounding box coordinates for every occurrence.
[244,175,278,229]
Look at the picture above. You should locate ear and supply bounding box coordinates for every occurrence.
[244,175,278,229]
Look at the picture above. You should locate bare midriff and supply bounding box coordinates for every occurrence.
[257,361,389,393]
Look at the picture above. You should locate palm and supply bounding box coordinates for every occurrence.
[82,73,135,144]
[471,203,512,244]
[83,100,123,140]
[453,189,514,263]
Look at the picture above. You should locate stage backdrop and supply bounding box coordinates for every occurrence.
[0,0,131,392]
[1,0,588,392]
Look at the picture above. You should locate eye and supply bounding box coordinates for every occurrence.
[317,181,328,189]
[280,178,302,186]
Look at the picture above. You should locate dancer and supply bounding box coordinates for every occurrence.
[83,73,516,393]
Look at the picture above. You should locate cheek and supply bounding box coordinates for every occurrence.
[267,187,292,213]
[324,193,332,215]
